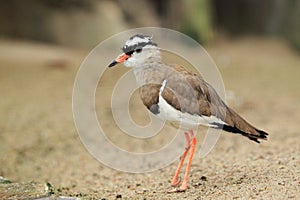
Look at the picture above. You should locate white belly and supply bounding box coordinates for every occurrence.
[156,80,227,129]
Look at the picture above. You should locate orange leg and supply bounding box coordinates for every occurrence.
[178,136,197,191]
[171,132,191,186]
[171,130,195,187]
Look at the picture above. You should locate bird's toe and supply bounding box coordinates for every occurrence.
[171,177,181,187]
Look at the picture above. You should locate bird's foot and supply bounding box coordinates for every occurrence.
[167,185,188,193]
[168,187,187,193]
[178,183,187,192]
[170,177,181,187]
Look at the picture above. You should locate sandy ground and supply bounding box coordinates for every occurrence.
[0,37,299,199]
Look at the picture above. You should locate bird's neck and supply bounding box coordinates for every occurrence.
[133,59,168,87]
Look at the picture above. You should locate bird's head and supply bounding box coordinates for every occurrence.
[108,34,160,68]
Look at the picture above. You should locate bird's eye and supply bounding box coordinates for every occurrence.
[135,48,142,53]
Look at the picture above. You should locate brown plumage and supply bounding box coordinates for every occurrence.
[138,64,268,143]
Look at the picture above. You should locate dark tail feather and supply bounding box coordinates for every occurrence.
[221,124,268,143]
[211,123,268,143]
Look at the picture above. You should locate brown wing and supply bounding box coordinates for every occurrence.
[139,83,161,114]
[162,64,268,143]
[161,64,225,118]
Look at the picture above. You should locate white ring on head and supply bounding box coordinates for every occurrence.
[125,36,151,47]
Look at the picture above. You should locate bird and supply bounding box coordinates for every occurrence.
[108,34,268,192]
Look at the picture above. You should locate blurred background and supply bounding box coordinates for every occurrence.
[0,0,299,49]
[1,0,300,199]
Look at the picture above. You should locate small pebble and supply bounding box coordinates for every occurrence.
[200,176,207,181]
[193,182,202,187]
[278,182,285,186]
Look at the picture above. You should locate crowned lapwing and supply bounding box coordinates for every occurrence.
[108,34,268,191]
